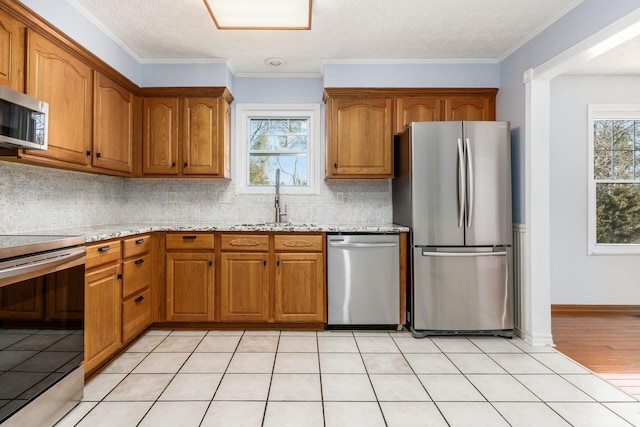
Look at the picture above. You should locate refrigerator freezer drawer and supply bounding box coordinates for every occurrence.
[412,247,513,333]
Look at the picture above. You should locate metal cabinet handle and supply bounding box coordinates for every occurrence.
[134,259,144,265]
[86,150,91,156]
[134,295,144,303]
[182,235,197,240]
[96,152,101,158]
[184,162,188,167]
[97,245,111,252]
[135,239,144,245]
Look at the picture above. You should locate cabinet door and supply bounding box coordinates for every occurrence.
[26,30,93,166]
[0,277,44,320]
[274,253,325,323]
[85,263,121,373]
[46,266,84,321]
[183,97,221,176]
[166,252,214,321]
[93,72,134,173]
[219,252,269,322]
[326,97,393,178]
[395,97,442,134]
[444,96,495,121]
[142,97,179,175]
[0,8,25,92]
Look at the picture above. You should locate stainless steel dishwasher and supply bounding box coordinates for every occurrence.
[327,233,400,327]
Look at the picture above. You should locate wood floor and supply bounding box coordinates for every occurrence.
[551,305,640,400]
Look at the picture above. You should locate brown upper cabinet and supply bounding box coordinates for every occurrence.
[142,89,232,178]
[324,88,497,178]
[142,97,179,175]
[325,94,394,178]
[0,8,25,92]
[25,29,93,167]
[444,95,495,121]
[93,72,135,174]
[395,96,442,134]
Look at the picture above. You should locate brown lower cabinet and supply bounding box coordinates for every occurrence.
[219,252,270,322]
[165,233,215,322]
[274,252,325,323]
[166,252,215,321]
[84,261,121,374]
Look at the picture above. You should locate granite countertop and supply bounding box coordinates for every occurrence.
[51,223,410,243]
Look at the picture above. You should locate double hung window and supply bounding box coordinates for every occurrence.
[588,105,640,254]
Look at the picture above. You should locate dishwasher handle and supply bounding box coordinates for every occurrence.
[329,241,398,248]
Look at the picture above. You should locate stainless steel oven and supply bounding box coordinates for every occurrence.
[0,235,85,427]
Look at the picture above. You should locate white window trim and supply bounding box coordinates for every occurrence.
[587,104,640,255]
[235,103,321,195]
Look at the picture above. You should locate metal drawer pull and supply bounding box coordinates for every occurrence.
[135,295,144,303]
[97,245,111,252]
[135,259,144,265]
[182,235,197,240]
[135,239,144,245]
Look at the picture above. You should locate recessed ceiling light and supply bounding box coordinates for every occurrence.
[203,0,312,30]
[265,57,286,67]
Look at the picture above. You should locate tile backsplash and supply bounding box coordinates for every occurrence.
[0,162,123,234]
[1,162,392,234]
[122,177,392,225]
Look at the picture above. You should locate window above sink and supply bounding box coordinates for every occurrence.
[235,103,321,195]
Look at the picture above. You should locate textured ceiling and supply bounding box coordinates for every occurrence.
[67,0,588,75]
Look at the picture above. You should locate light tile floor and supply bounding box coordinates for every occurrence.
[56,330,640,427]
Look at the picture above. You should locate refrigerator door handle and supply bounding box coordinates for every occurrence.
[465,137,474,228]
[421,250,507,257]
[457,138,466,228]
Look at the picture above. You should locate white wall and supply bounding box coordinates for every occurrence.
[550,74,640,304]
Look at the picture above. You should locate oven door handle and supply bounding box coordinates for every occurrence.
[0,247,86,287]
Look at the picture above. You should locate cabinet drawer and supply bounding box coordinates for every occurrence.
[166,233,214,250]
[123,234,151,258]
[86,241,121,269]
[122,288,151,343]
[122,254,152,298]
[274,234,323,252]
[220,234,269,252]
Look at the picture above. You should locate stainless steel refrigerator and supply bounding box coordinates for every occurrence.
[392,121,513,337]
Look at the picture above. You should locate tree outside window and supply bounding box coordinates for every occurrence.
[235,104,321,195]
[589,105,640,253]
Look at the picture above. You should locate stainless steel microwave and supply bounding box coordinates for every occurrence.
[0,85,48,150]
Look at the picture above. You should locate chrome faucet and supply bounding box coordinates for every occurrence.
[274,169,287,223]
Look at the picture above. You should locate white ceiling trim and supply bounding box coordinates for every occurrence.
[233,72,322,78]
[66,0,145,62]
[321,58,501,65]
[136,58,230,64]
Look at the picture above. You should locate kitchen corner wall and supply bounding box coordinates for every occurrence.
[0,161,123,234]
[0,161,392,234]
